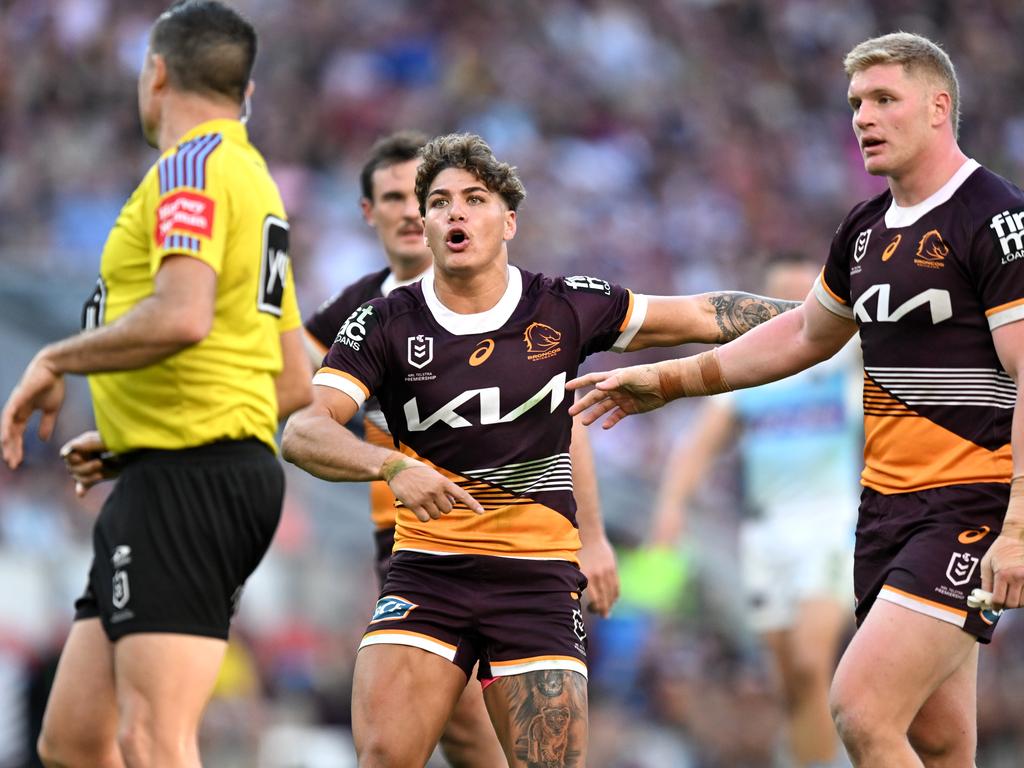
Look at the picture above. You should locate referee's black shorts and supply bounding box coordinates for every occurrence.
[74,438,284,642]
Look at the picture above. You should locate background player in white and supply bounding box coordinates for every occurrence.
[650,255,859,768]
[570,33,1024,767]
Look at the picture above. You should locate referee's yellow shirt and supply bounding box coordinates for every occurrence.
[85,119,300,454]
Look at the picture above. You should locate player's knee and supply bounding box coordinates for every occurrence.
[830,683,885,753]
[908,718,975,763]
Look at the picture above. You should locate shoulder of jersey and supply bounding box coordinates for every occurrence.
[842,188,891,233]
[155,132,227,193]
[956,165,1024,223]
[341,267,391,306]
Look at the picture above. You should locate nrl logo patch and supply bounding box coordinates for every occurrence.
[408,334,433,369]
[853,228,872,263]
[945,552,979,587]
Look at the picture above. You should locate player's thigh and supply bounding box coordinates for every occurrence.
[114,633,228,735]
[353,644,468,760]
[440,675,508,767]
[831,599,977,731]
[39,618,119,750]
[483,670,588,768]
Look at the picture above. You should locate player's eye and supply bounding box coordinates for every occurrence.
[430,198,449,208]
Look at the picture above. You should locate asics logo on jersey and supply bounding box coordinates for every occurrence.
[853,284,952,325]
[882,234,902,262]
[914,230,948,269]
[958,525,991,545]
[404,372,567,430]
[469,339,495,367]
[335,304,376,351]
[990,207,1024,264]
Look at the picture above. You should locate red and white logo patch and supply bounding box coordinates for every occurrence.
[155,191,215,245]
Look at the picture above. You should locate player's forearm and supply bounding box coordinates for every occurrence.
[281,408,392,482]
[41,295,205,375]
[569,418,606,543]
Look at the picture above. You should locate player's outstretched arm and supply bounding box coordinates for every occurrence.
[622,292,800,351]
[570,415,619,617]
[281,386,483,521]
[569,289,856,429]
[649,400,735,546]
[981,320,1024,610]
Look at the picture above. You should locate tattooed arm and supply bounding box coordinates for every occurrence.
[623,292,800,350]
[484,670,589,768]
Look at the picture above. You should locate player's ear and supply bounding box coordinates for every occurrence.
[360,198,374,225]
[503,210,517,242]
[149,52,168,91]
[245,79,255,100]
[931,89,952,130]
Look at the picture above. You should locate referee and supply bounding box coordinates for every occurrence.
[0,2,310,766]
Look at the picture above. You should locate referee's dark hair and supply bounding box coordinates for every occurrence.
[151,0,256,104]
[360,131,430,201]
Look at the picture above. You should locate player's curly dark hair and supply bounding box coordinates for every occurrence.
[151,0,256,104]
[416,133,526,216]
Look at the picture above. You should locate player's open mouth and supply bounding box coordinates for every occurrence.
[446,228,470,251]
[861,137,885,151]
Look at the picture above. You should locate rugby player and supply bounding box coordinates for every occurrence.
[1,2,310,765]
[282,132,797,766]
[570,32,1024,767]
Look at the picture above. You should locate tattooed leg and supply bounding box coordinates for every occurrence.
[483,670,588,768]
[706,292,801,342]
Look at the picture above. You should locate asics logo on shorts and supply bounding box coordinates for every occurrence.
[958,525,991,545]
[370,595,418,623]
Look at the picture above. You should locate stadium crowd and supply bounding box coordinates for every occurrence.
[2,0,1024,765]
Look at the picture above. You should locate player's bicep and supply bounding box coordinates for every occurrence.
[992,320,1024,381]
[804,288,859,355]
[626,295,705,350]
[312,383,362,426]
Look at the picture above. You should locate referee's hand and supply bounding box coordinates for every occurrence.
[60,430,117,497]
[1,352,66,469]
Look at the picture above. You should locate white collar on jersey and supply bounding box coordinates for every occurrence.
[421,265,523,335]
[884,158,979,229]
[381,265,432,297]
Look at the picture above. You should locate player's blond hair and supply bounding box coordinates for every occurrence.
[844,32,960,137]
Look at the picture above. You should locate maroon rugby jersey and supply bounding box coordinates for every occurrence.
[304,266,429,531]
[815,160,1024,494]
[314,267,647,561]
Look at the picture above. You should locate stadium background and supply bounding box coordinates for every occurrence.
[2,0,1024,765]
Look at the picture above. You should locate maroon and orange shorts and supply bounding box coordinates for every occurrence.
[358,551,589,679]
[855,482,1008,642]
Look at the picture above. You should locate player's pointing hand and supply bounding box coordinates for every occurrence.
[381,452,485,522]
[567,364,668,429]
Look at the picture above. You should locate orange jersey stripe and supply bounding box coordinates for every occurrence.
[315,366,370,399]
[618,290,636,333]
[861,400,1011,493]
[985,296,1024,317]
[881,585,967,619]
[819,269,848,306]
[391,443,581,562]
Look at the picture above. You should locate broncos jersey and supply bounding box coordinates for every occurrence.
[815,160,1024,494]
[304,265,427,531]
[314,266,647,562]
